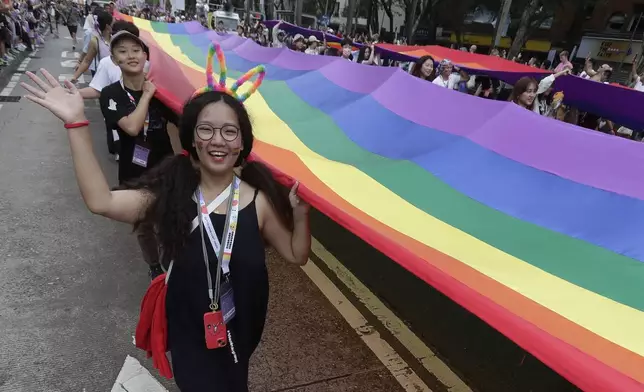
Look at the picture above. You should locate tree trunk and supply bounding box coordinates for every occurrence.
[492,0,512,48]
[381,0,394,32]
[508,0,539,59]
[346,0,356,32]
[404,0,419,42]
[294,0,303,25]
[409,0,432,43]
[245,0,253,25]
[565,0,588,51]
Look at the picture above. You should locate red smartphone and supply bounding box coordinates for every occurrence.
[204,311,228,349]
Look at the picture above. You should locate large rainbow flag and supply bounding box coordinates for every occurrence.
[264,20,644,131]
[118,15,644,392]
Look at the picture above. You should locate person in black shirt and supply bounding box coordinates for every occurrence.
[99,30,177,185]
[99,30,178,278]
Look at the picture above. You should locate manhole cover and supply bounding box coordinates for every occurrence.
[0,96,21,102]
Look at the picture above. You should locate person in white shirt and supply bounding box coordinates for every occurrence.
[271,20,286,48]
[630,54,644,92]
[583,56,612,83]
[432,59,460,89]
[79,2,98,60]
[304,35,325,55]
[509,69,571,115]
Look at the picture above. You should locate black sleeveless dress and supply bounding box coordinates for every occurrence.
[166,190,269,391]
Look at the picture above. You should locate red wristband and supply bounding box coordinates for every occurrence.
[64,120,90,129]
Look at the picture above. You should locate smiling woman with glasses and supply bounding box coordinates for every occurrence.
[195,122,240,142]
[20,40,312,391]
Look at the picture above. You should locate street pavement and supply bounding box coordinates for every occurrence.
[0,34,410,392]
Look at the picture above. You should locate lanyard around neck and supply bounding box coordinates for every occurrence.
[119,79,149,139]
[197,176,241,311]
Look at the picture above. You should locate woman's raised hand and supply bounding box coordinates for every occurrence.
[21,68,86,124]
[289,181,310,215]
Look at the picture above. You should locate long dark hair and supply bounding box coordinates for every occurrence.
[411,55,436,80]
[509,76,538,104]
[356,46,371,63]
[122,91,293,266]
[96,10,113,32]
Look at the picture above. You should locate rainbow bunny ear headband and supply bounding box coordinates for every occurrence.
[191,42,266,103]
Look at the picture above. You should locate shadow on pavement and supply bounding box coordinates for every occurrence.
[309,209,581,392]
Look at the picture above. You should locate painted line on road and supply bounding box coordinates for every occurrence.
[61,51,80,59]
[111,355,168,392]
[0,73,23,96]
[17,57,31,72]
[59,74,86,84]
[61,59,79,68]
[310,237,472,392]
[301,256,433,392]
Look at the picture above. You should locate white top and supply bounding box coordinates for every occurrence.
[90,57,151,92]
[83,14,94,32]
[634,76,644,92]
[89,56,122,92]
[432,73,460,89]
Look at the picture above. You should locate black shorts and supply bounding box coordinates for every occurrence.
[0,27,10,45]
[67,24,77,35]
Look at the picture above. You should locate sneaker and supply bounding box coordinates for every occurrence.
[4,54,15,61]
[72,45,75,50]
[148,264,164,280]
[0,58,7,67]
[115,153,119,162]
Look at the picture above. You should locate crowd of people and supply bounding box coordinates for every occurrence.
[0,0,49,65]
[9,4,643,390]
[228,21,643,140]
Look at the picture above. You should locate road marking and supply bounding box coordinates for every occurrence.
[61,59,79,68]
[58,74,86,84]
[1,73,23,96]
[29,49,38,57]
[310,238,472,392]
[17,58,31,72]
[61,51,80,59]
[301,258,433,392]
[111,355,168,392]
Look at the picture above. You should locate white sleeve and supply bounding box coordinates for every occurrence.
[89,58,112,92]
[432,76,442,85]
[449,73,461,89]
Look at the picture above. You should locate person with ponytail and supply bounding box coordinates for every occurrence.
[21,41,311,391]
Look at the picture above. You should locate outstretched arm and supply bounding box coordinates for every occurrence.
[21,69,152,224]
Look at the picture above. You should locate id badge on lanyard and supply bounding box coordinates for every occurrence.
[121,80,151,168]
[197,177,241,350]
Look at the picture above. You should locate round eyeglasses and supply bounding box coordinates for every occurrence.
[195,123,240,142]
